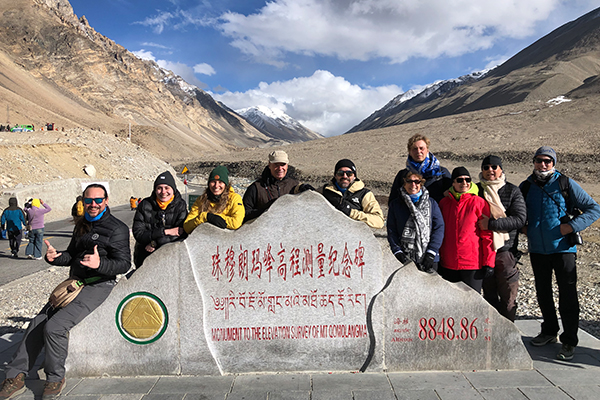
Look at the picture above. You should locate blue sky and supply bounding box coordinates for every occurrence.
[69,0,598,136]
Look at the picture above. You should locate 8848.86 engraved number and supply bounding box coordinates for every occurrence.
[418,317,478,341]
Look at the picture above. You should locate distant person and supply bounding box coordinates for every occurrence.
[184,166,245,233]
[321,159,384,229]
[24,198,51,260]
[129,196,138,210]
[389,134,452,204]
[438,167,495,293]
[133,171,188,269]
[1,197,27,258]
[0,184,130,400]
[387,172,444,273]
[477,155,527,322]
[71,195,84,220]
[520,146,600,360]
[242,151,312,222]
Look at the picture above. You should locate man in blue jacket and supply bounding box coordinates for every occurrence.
[520,146,600,361]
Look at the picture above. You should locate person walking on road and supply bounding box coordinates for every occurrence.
[1,197,27,258]
[24,198,51,260]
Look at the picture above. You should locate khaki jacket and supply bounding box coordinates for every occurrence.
[322,179,384,229]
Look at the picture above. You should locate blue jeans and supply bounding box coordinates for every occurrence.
[26,228,44,258]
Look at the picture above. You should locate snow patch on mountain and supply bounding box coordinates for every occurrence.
[236,105,322,142]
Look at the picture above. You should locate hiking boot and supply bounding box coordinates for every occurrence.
[531,333,557,347]
[0,373,26,399]
[557,344,575,361]
[42,378,65,400]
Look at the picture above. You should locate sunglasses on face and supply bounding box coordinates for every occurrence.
[336,170,354,177]
[534,158,553,165]
[483,165,499,171]
[404,179,422,185]
[83,197,105,205]
[455,177,471,184]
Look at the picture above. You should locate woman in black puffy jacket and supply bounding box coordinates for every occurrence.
[132,171,188,269]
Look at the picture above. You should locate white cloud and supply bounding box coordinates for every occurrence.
[193,63,216,76]
[133,11,174,34]
[131,50,208,88]
[216,0,561,65]
[211,70,401,136]
[141,42,171,49]
[132,49,155,61]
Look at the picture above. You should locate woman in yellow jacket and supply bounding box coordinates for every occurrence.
[184,166,245,233]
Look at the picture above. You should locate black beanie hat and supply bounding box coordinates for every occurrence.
[481,155,503,170]
[154,171,176,190]
[451,166,470,180]
[334,159,357,177]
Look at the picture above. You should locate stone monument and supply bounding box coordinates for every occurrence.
[65,191,531,377]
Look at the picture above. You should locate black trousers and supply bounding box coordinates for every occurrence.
[438,266,484,294]
[530,252,579,346]
[8,229,23,255]
[483,250,519,322]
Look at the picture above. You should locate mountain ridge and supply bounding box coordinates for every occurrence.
[0,0,313,162]
[348,6,600,132]
[236,106,323,143]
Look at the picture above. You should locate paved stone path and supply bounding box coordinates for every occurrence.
[1,320,599,399]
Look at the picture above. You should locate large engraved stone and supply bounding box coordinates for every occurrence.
[65,191,531,377]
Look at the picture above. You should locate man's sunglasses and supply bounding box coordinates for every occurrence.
[455,177,471,184]
[336,170,355,177]
[83,197,105,205]
[483,165,499,171]
[534,158,553,165]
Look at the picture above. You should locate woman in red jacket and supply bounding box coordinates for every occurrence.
[438,167,495,293]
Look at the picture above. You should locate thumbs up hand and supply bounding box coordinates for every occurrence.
[44,239,62,262]
[81,245,100,269]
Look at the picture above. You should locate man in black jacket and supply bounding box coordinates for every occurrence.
[243,150,306,222]
[0,184,131,400]
[477,155,527,321]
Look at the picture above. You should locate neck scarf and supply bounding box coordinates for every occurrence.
[84,207,106,222]
[409,190,422,203]
[156,195,174,210]
[479,172,510,250]
[400,187,431,263]
[449,182,478,200]
[334,181,348,193]
[406,152,443,180]
[533,168,555,185]
[208,191,222,203]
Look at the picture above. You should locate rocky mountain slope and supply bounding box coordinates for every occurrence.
[236,106,323,143]
[0,0,308,162]
[349,6,600,132]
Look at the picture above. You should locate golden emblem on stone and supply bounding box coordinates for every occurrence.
[116,292,168,344]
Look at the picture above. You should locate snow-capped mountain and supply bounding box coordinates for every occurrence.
[236,106,323,142]
[346,70,489,133]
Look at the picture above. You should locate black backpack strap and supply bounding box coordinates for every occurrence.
[520,180,531,201]
[557,174,572,213]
